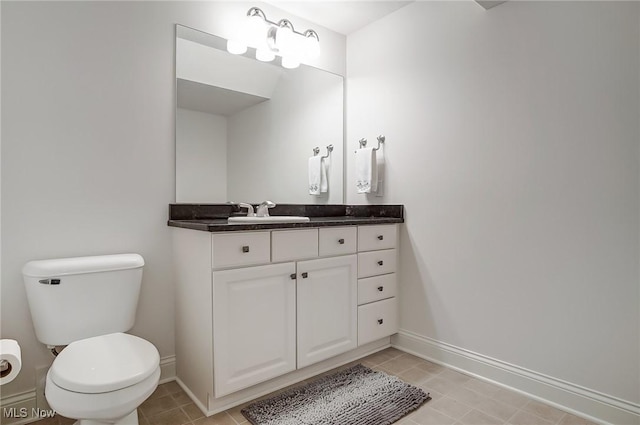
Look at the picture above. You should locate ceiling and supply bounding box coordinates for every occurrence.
[264,1,414,35]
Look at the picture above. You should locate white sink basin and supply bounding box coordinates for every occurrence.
[228,216,310,224]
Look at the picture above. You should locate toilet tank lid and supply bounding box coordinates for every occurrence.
[22,253,144,277]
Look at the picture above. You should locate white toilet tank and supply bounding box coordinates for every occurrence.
[23,254,145,346]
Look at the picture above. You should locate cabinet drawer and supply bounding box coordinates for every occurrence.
[272,229,318,262]
[358,297,398,346]
[358,224,397,252]
[212,232,270,269]
[358,249,396,278]
[319,227,357,257]
[358,274,397,305]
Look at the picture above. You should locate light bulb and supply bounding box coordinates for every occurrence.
[303,36,320,61]
[226,39,247,55]
[281,56,300,69]
[245,14,268,48]
[256,48,276,62]
[276,25,297,57]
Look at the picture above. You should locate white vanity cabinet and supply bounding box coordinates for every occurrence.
[172,223,399,415]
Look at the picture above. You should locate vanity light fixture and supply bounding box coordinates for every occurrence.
[226,7,321,69]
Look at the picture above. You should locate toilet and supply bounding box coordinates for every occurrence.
[23,254,159,425]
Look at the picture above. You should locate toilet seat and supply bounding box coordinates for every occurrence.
[50,332,159,393]
[45,365,160,422]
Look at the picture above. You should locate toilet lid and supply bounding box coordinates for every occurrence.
[50,333,159,394]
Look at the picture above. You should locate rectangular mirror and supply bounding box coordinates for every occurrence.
[175,25,344,204]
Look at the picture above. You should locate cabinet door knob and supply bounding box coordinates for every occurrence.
[377,319,384,325]
[338,238,345,244]
[242,246,250,253]
[290,273,297,280]
[377,260,384,266]
[377,286,384,291]
[377,235,384,240]
[301,272,308,279]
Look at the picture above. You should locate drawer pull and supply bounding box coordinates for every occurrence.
[338,238,345,244]
[290,273,297,280]
[378,235,384,240]
[301,272,308,279]
[242,246,250,253]
[377,286,384,292]
[377,260,384,266]
[377,319,384,325]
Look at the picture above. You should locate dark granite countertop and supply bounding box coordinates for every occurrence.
[169,216,403,232]
[168,204,404,232]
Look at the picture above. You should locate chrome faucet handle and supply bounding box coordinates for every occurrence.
[238,202,256,217]
[256,200,276,217]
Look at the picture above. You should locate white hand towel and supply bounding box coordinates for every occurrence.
[375,145,384,197]
[355,147,378,194]
[320,158,329,193]
[308,156,322,195]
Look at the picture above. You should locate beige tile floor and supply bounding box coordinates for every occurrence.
[34,348,597,425]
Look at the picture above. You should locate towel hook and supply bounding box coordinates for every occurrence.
[313,147,320,156]
[355,136,385,152]
[321,144,333,160]
[373,135,385,151]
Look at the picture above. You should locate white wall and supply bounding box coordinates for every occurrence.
[227,65,344,204]
[0,0,345,399]
[347,0,639,405]
[176,109,227,202]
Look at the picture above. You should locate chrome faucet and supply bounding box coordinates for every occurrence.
[256,200,276,217]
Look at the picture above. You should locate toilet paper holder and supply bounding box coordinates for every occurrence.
[0,360,9,376]
[0,339,22,384]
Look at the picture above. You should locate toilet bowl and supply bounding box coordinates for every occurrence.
[44,332,160,425]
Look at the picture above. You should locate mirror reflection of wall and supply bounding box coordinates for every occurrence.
[175,25,344,204]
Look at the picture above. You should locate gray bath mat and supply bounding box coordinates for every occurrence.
[241,364,431,425]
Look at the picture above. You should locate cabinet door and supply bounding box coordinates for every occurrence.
[297,255,358,368]
[213,263,296,397]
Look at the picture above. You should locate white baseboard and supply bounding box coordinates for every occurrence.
[392,330,640,425]
[0,355,177,425]
[0,390,38,425]
[176,377,208,415]
[159,355,176,384]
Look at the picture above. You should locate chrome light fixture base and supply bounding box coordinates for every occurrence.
[227,7,321,69]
